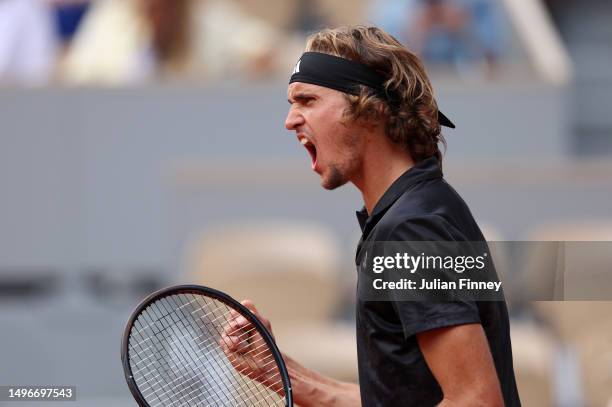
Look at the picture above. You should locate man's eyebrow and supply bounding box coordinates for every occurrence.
[287,92,316,104]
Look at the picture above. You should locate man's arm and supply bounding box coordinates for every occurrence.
[417,323,504,407]
[222,300,361,407]
[283,352,361,407]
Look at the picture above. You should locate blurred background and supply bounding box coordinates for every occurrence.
[1,0,612,405]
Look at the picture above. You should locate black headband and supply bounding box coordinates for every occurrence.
[289,52,455,128]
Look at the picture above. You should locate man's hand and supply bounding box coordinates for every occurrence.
[221,299,361,407]
[417,323,504,407]
[220,300,284,394]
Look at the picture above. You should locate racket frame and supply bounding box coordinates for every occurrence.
[121,284,293,407]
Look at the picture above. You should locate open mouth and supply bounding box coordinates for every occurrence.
[300,137,318,169]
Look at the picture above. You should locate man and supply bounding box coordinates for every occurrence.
[223,25,520,406]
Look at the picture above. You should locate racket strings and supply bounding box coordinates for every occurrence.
[133,325,265,383]
[134,297,234,406]
[133,296,270,407]
[133,305,263,371]
[137,296,271,407]
[135,315,279,406]
[128,293,286,407]
[175,298,276,401]
[188,295,284,398]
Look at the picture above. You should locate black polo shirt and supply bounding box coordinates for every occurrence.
[355,156,521,407]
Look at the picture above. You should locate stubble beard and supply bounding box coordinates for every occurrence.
[320,129,361,190]
[321,164,349,190]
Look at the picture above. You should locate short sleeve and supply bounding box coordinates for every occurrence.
[392,300,481,339]
[387,216,481,339]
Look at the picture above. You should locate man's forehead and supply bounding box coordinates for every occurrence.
[287,82,328,97]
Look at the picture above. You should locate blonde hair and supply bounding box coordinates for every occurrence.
[305,26,446,166]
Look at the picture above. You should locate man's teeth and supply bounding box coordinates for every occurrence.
[300,138,308,146]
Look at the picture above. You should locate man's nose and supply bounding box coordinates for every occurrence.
[285,108,304,131]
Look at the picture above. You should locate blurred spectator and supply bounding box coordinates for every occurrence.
[0,0,59,86]
[289,0,329,35]
[410,0,472,62]
[371,0,503,77]
[410,0,502,74]
[50,0,91,47]
[469,0,503,69]
[61,0,284,85]
[369,0,418,41]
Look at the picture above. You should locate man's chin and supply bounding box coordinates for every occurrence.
[320,167,348,190]
[321,181,342,190]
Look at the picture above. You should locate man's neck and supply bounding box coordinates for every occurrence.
[353,141,414,215]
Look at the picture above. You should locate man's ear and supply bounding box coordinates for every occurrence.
[341,93,387,131]
[356,100,388,131]
[360,115,384,133]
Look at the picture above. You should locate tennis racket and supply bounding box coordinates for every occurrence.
[121,284,293,407]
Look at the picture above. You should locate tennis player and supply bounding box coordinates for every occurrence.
[224,25,520,407]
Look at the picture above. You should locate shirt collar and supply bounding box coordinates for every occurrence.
[355,156,443,233]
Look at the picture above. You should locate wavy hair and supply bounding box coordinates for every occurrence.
[305,26,446,166]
